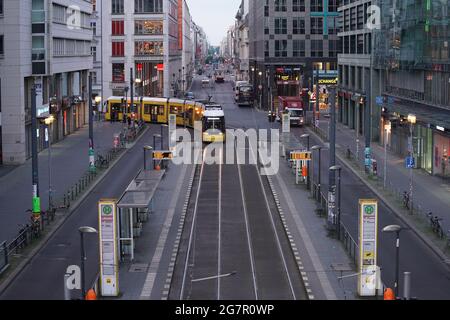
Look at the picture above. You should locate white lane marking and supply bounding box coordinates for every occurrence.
[180,149,206,299]
[139,164,188,300]
[273,172,338,300]
[217,147,223,300]
[249,143,297,300]
[237,147,259,300]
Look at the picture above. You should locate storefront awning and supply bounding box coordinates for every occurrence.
[382,94,450,132]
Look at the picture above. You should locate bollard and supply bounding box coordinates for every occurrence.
[403,272,411,300]
[64,273,71,300]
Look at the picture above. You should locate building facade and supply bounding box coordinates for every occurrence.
[0,0,93,165]
[101,0,185,99]
[374,0,450,177]
[337,0,374,148]
[247,0,340,112]
[234,0,250,82]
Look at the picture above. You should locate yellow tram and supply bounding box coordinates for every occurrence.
[105,96,204,127]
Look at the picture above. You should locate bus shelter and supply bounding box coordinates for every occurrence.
[117,169,165,261]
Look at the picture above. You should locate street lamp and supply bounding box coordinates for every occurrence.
[44,115,55,211]
[78,226,98,300]
[94,96,102,121]
[384,123,392,189]
[330,165,342,239]
[382,225,405,298]
[143,145,153,171]
[311,145,322,200]
[407,114,416,212]
[300,133,310,150]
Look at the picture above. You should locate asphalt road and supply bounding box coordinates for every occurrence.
[169,76,307,300]
[0,126,162,300]
[292,125,450,300]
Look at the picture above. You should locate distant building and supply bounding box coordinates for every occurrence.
[0,0,93,164]
[247,0,340,111]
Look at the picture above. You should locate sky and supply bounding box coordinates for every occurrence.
[186,0,242,46]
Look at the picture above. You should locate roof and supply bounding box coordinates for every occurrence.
[117,170,165,209]
[204,109,225,118]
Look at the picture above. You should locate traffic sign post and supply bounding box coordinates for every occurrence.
[358,199,379,297]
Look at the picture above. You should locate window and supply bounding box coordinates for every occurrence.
[357,34,364,54]
[112,63,125,82]
[112,0,124,14]
[32,36,45,60]
[53,38,64,56]
[292,18,305,34]
[328,16,339,35]
[135,0,163,13]
[311,40,323,57]
[135,20,163,35]
[311,0,323,12]
[274,0,287,12]
[311,17,323,35]
[0,0,3,15]
[329,40,340,57]
[264,40,269,57]
[112,41,124,57]
[292,0,305,12]
[112,20,124,35]
[350,35,356,54]
[275,40,287,57]
[274,18,287,34]
[0,35,3,56]
[328,0,338,12]
[135,41,163,56]
[91,46,97,61]
[293,40,305,57]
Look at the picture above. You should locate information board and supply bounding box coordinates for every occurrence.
[358,199,379,297]
[282,113,291,133]
[98,199,119,297]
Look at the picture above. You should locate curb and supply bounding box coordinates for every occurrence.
[161,163,197,300]
[306,127,450,270]
[265,174,314,300]
[0,126,150,296]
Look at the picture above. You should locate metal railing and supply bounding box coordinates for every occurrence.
[0,127,146,276]
[312,124,450,253]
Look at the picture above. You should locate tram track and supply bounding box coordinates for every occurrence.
[171,142,307,300]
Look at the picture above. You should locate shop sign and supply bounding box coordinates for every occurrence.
[318,78,338,85]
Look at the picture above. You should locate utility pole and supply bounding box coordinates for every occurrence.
[327,85,337,231]
[31,86,41,218]
[315,65,319,128]
[89,73,95,172]
[130,67,134,121]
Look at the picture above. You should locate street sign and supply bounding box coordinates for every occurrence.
[98,199,119,297]
[376,96,384,105]
[153,151,173,160]
[406,156,415,169]
[290,151,312,161]
[358,199,379,297]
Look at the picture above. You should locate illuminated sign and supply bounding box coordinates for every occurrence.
[153,151,174,160]
[290,151,312,161]
[156,63,164,71]
[318,78,338,85]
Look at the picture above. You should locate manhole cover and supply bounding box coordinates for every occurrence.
[129,264,149,273]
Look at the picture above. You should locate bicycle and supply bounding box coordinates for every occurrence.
[428,212,445,239]
[95,154,108,169]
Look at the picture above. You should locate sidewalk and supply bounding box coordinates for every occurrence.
[316,119,450,253]
[0,121,123,243]
[269,134,361,300]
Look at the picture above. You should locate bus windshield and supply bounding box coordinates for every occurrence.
[239,86,252,93]
[204,117,223,131]
[289,109,304,117]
